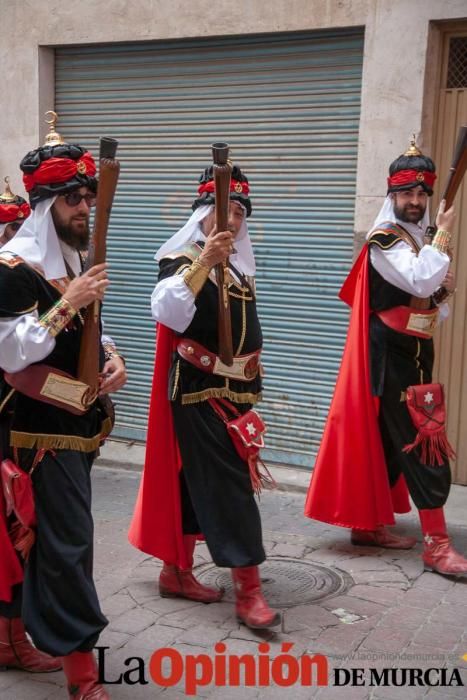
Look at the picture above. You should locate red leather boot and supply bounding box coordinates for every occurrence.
[232,566,281,629]
[419,508,467,577]
[0,616,61,672]
[158,535,224,603]
[351,525,417,549]
[62,651,109,699]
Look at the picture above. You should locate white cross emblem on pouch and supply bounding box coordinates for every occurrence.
[246,422,257,436]
[424,391,434,405]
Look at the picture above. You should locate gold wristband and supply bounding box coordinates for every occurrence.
[38,297,77,337]
[432,229,451,255]
[183,259,210,297]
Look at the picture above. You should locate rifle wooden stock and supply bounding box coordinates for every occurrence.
[77,137,120,406]
[441,125,467,210]
[427,125,467,240]
[212,142,234,366]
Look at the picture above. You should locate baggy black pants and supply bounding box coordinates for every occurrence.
[172,398,266,568]
[371,316,451,510]
[0,448,107,656]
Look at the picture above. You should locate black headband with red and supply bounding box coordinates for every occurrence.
[20,144,97,209]
[387,153,437,196]
[192,164,252,217]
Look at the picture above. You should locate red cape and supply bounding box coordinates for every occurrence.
[128,324,190,568]
[304,245,410,530]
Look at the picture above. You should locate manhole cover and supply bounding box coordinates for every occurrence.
[196,556,353,608]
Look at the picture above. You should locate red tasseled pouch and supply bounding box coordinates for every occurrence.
[208,398,276,495]
[1,457,38,560]
[403,383,456,466]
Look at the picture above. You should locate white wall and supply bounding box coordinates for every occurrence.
[1,0,466,234]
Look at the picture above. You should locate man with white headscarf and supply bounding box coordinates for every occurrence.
[0,121,126,698]
[129,164,280,629]
[305,138,467,577]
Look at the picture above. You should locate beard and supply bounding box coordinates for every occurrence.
[54,217,90,251]
[393,201,426,224]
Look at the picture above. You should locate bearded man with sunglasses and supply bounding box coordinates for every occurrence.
[0,125,126,699]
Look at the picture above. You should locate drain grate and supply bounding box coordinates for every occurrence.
[196,556,353,608]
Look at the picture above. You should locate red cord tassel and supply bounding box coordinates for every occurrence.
[248,456,277,496]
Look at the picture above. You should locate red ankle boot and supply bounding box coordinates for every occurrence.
[232,566,281,629]
[351,525,417,549]
[419,508,467,577]
[0,616,61,672]
[158,535,224,603]
[62,651,109,699]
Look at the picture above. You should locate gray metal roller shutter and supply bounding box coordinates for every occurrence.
[55,28,363,468]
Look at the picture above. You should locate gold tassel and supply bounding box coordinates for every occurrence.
[10,430,105,453]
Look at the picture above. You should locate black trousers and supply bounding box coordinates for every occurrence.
[172,398,266,568]
[371,317,451,510]
[0,448,107,656]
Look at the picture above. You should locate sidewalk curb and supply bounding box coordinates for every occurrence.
[96,438,311,493]
[96,439,467,526]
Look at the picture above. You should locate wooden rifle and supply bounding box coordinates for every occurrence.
[426,125,467,241]
[77,137,120,407]
[425,126,467,305]
[212,142,234,366]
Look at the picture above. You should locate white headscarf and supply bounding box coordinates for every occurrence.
[155,204,256,276]
[1,197,69,279]
[368,194,431,245]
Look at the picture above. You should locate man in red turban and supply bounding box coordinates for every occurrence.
[305,139,467,578]
[0,117,126,698]
[129,163,280,630]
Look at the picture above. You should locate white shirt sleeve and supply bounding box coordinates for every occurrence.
[0,311,56,372]
[151,275,197,333]
[369,241,450,298]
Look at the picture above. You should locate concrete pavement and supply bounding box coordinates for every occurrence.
[0,441,466,700]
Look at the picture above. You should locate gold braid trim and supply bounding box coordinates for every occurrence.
[100,417,114,440]
[183,259,210,297]
[10,426,110,453]
[171,359,180,400]
[0,388,15,416]
[235,295,247,355]
[181,388,262,405]
[38,298,77,337]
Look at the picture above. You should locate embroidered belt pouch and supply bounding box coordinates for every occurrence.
[5,365,91,415]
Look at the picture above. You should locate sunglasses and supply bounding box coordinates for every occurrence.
[63,192,97,207]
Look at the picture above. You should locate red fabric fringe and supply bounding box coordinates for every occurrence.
[403,428,456,466]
